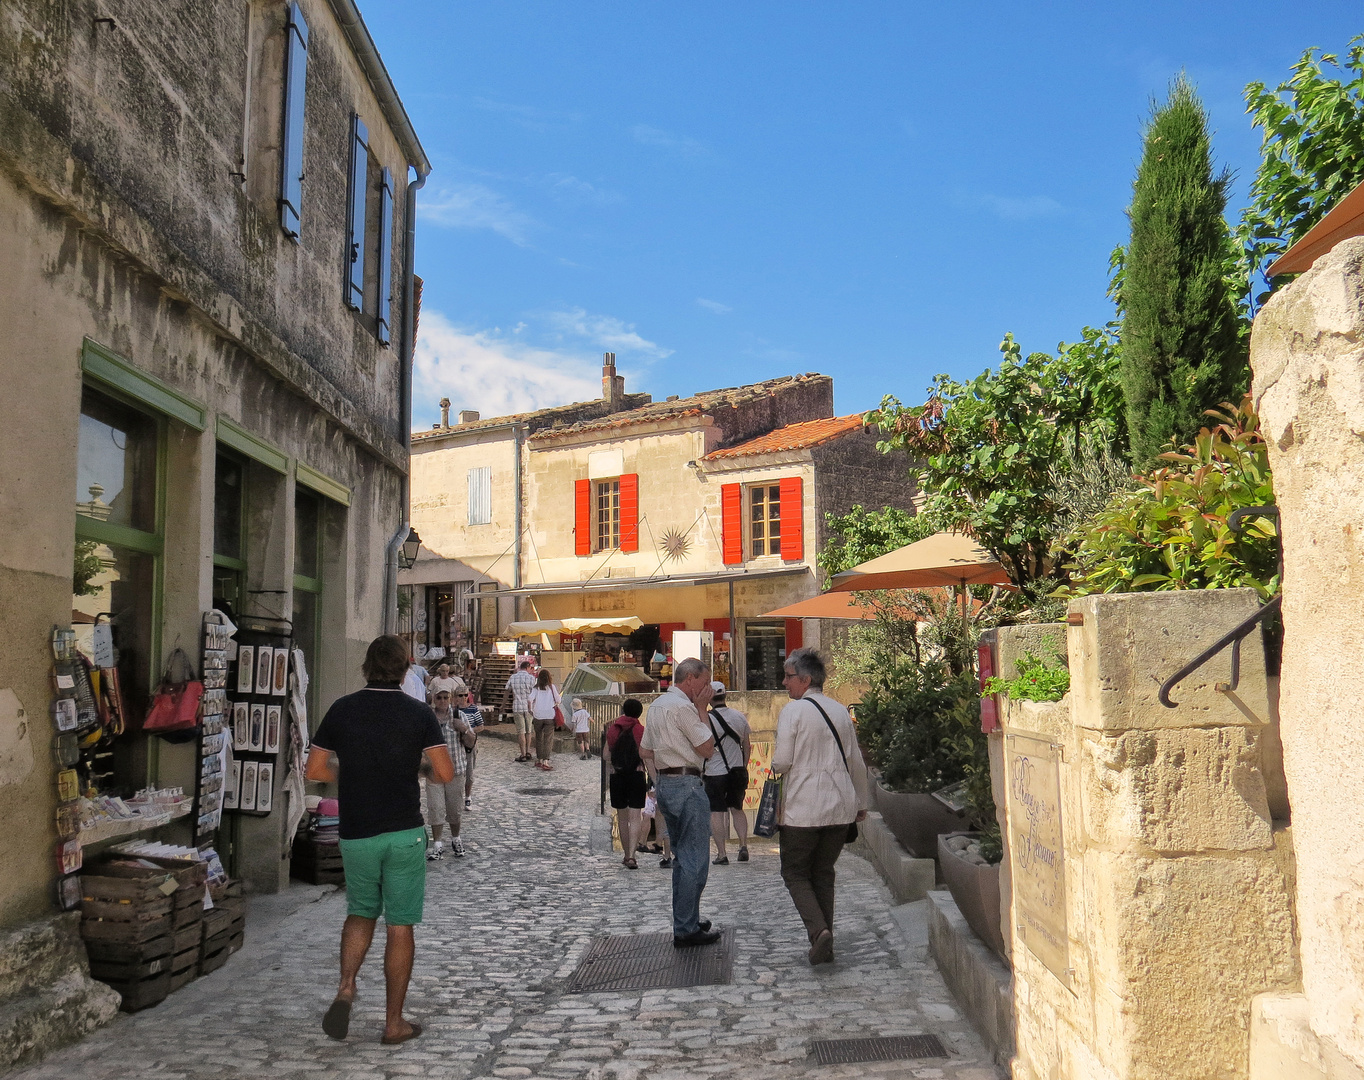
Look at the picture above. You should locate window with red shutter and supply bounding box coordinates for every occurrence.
[574,479,591,556]
[721,484,743,565]
[619,473,639,553]
[779,476,804,561]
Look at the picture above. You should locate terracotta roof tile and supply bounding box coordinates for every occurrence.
[703,414,866,459]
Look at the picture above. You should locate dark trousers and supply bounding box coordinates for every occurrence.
[779,824,848,942]
[533,718,555,760]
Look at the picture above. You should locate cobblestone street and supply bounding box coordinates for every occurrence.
[16,737,1001,1080]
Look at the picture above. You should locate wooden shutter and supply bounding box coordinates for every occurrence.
[619,473,639,552]
[779,476,804,561]
[279,2,309,239]
[574,479,591,556]
[785,618,803,655]
[721,483,743,565]
[345,114,368,311]
[376,167,394,344]
[467,467,491,526]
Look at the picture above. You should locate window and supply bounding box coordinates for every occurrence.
[595,479,620,552]
[344,113,368,310]
[749,484,782,557]
[213,450,248,613]
[467,466,491,525]
[278,1,309,239]
[744,621,786,691]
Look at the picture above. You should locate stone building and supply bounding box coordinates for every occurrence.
[0,0,427,1058]
[404,356,917,690]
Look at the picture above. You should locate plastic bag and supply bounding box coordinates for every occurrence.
[753,775,783,838]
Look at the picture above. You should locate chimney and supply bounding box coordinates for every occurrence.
[602,352,625,409]
[439,398,451,428]
[458,409,480,424]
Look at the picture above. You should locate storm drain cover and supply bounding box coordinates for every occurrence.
[808,1034,947,1065]
[567,929,735,993]
[515,787,571,796]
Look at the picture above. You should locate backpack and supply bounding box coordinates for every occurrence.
[610,721,641,772]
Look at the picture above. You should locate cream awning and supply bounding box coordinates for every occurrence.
[504,616,643,638]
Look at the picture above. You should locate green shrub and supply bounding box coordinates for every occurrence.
[857,664,983,796]
[982,652,1070,702]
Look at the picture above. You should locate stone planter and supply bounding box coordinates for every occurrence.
[937,831,1007,960]
[871,781,968,858]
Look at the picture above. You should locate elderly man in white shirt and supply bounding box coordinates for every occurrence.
[640,656,721,948]
[771,647,870,966]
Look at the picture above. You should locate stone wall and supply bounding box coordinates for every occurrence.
[1250,235,1364,1078]
[1001,589,1299,1080]
[809,428,921,554]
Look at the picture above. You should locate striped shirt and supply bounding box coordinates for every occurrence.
[432,707,470,777]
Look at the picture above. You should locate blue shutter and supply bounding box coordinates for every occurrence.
[279,2,308,239]
[376,167,394,344]
[345,114,368,311]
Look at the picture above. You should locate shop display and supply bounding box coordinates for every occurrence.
[224,617,291,820]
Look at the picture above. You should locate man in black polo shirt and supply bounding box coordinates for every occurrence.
[306,634,454,1046]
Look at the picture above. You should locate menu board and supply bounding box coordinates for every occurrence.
[1006,733,1071,987]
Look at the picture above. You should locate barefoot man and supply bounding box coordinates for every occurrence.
[306,634,454,1045]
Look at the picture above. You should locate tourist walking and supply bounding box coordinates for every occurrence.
[402,656,428,702]
[507,660,536,762]
[528,668,562,770]
[305,634,454,1045]
[457,689,483,809]
[703,682,751,865]
[640,657,720,947]
[422,687,475,859]
[604,699,648,869]
[771,647,869,966]
[572,697,592,758]
[428,662,466,702]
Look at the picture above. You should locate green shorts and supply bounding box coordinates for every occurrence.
[338,826,427,925]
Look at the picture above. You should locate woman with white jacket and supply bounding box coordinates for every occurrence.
[527,668,562,771]
[771,647,870,966]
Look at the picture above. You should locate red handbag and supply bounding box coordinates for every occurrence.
[143,648,203,734]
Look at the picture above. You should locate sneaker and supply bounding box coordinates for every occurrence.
[451,838,465,857]
[659,856,673,868]
[426,846,443,862]
[713,855,729,865]
[464,797,472,811]
[737,847,749,862]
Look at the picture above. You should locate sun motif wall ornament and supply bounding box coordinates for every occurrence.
[659,528,692,563]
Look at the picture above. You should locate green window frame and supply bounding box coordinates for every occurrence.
[293,485,325,725]
[213,447,249,612]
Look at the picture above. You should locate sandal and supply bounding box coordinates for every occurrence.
[322,998,352,1040]
[624,858,638,870]
[380,1022,423,1046]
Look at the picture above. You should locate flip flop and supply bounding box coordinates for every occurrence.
[322,998,352,1040]
[381,1022,423,1046]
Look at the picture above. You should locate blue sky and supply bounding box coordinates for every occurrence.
[362,3,1361,430]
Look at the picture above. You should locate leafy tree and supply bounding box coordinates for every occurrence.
[1239,38,1364,308]
[818,505,935,585]
[73,539,104,597]
[1121,75,1246,467]
[865,325,1124,588]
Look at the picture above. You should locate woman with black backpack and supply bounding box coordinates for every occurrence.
[603,699,648,870]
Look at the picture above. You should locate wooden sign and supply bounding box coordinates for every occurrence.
[1006,732,1071,988]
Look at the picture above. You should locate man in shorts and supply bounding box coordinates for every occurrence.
[603,699,647,869]
[306,634,454,1046]
[702,682,751,865]
[506,659,536,762]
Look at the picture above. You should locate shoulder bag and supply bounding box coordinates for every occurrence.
[806,696,859,843]
[143,647,203,737]
[708,709,749,788]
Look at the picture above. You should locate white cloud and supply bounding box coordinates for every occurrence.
[543,307,673,360]
[417,183,536,245]
[951,191,1065,222]
[696,297,732,315]
[412,312,603,421]
[632,123,709,158]
[473,97,582,131]
[545,173,623,206]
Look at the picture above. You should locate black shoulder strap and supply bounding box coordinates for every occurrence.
[806,696,851,776]
[708,709,736,770]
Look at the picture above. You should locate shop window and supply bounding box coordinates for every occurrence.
[213,450,248,614]
[748,484,782,557]
[76,386,158,533]
[595,478,620,552]
[744,621,786,691]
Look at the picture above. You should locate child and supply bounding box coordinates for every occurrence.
[572,698,592,759]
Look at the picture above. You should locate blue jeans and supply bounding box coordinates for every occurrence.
[655,773,711,936]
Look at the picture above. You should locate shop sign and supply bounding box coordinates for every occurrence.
[1006,732,1071,988]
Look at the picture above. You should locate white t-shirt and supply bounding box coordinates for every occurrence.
[572,708,591,734]
[402,666,427,702]
[528,685,560,720]
[703,705,750,777]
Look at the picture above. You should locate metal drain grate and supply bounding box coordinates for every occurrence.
[567,929,735,993]
[808,1034,947,1065]
[515,787,571,796]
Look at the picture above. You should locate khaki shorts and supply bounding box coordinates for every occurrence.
[513,710,533,735]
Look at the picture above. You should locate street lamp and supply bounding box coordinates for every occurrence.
[398,527,422,570]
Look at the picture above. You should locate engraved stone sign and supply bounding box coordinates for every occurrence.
[1006,733,1070,987]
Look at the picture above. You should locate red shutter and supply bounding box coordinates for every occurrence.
[785,618,803,655]
[721,483,743,565]
[658,622,686,648]
[779,476,804,561]
[619,473,639,552]
[574,479,591,556]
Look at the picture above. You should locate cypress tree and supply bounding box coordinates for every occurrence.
[1120,75,1245,466]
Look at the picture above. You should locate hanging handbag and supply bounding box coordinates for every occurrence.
[807,696,860,844]
[753,774,783,838]
[709,709,749,789]
[142,648,203,735]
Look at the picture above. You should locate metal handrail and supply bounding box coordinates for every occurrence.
[1158,505,1280,709]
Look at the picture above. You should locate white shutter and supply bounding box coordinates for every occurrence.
[467,467,491,525]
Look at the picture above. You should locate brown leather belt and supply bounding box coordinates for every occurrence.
[657,766,701,777]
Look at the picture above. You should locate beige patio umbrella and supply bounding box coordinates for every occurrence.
[827,531,1012,617]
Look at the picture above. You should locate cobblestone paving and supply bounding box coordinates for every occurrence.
[16,737,1003,1080]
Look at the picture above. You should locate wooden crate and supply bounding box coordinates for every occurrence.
[172,904,203,930]
[201,907,233,939]
[88,952,173,983]
[226,930,244,955]
[85,934,173,966]
[81,914,172,944]
[208,878,243,903]
[105,971,172,1012]
[199,944,230,976]
[170,923,202,953]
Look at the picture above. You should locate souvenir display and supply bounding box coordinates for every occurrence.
[236,646,254,693]
[223,761,240,810]
[256,763,274,812]
[233,701,249,751]
[192,611,234,843]
[254,647,273,695]
[271,649,288,695]
[264,706,281,754]
[239,762,257,811]
[249,704,265,752]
